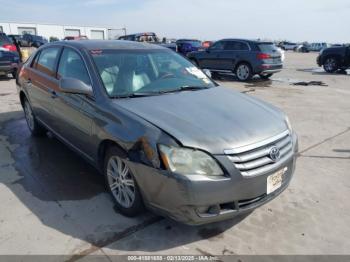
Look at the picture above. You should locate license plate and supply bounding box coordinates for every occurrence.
[267,167,288,194]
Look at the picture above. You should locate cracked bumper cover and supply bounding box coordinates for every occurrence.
[130,132,298,225]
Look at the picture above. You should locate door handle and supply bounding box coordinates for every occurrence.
[50,89,58,99]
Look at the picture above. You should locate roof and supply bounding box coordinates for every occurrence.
[47,40,166,50]
[220,38,273,44]
[176,39,201,42]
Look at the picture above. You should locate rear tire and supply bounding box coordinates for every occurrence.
[23,98,46,136]
[259,74,273,80]
[104,146,144,217]
[323,57,339,73]
[235,63,252,81]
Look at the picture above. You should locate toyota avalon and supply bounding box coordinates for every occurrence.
[17,40,298,225]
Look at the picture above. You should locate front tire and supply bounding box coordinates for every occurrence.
[104,146,144,217]
[235,63,252,81]
[323,57,339,73]
[23,98,46,136]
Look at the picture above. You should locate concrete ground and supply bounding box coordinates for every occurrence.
[0,52,349,259]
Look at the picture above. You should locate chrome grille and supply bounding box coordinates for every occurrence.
[224,130,293,177]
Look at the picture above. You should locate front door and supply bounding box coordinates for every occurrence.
[53,47,95,158]
[199,41,227,70]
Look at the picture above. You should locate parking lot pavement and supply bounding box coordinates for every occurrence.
[0,52,349,258]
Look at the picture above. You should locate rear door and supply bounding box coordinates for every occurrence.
[222,41,250,70]
[26,46,62,126]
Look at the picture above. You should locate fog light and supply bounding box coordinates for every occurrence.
[208,205,220,215]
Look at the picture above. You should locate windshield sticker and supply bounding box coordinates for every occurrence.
[186,67,207,79]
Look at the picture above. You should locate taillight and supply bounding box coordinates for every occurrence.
[2,44,17,52]
[257,53,271,60]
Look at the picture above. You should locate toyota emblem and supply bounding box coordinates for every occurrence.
[269,146,281,162]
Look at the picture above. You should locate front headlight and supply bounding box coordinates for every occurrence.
[158,144,224,176]
[285,116,293,132]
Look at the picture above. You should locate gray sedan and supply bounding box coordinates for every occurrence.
[17,40,298,225]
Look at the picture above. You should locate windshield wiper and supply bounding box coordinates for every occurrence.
[110,92,161,99]
[110,86,209,98]
[160,85,209,94]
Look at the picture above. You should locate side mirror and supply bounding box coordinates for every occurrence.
[202,69,212,78]
[59,77,93,97]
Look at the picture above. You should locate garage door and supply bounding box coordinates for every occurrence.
[90,30,104,40]
[18,27,37,35]
[65,29,81,37]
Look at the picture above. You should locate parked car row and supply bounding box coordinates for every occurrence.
[117,33,283,81]
[278,41,331,53]
[7,33,48,47]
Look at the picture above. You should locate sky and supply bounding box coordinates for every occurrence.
[0,0,349,43]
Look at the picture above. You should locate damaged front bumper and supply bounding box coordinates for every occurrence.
[130,132,298,225]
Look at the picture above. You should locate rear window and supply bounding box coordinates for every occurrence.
[178,41,202,47]
[35,47,61,77]
[258,43,278,53]
[0,34,11,44]
[224,41,249,51]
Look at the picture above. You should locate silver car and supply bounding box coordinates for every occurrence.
[17,40,298,225]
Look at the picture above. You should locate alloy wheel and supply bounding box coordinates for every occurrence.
[324,58,337,72]
[236,64,250,80]
[106,156,136,208]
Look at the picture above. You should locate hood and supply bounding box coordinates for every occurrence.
[114,86,287,154]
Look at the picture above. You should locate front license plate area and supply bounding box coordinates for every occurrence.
[267,167,288,194]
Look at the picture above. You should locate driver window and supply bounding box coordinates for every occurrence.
[57,48,91,86]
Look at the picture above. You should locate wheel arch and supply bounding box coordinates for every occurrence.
[97,139,128,172]
[234,60,252,72]
[323,54,342,64]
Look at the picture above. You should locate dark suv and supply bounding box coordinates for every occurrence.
[176,39,202,56]
[317,45,350,73]
[187,39,283,81]
[19,34,48,48]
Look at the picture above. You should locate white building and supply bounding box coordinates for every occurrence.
[0,22,126,40]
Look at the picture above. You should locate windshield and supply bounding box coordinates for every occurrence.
[136,35,159,43]
[91,49,215,97]
[258,43,279,53]
[178,41,202,47]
